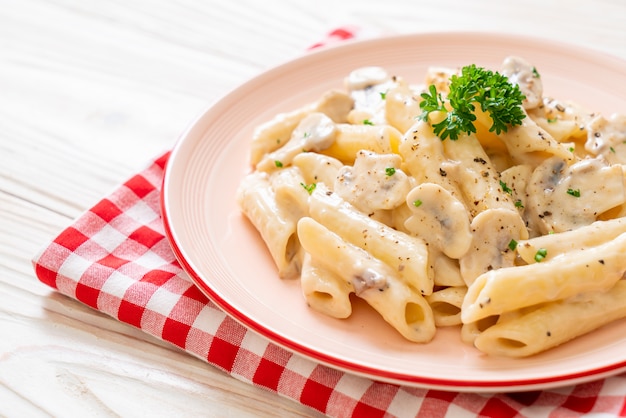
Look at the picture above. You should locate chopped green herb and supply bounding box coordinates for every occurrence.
[499,180,513,194]
[569,146,575,152]
[413,199,423,208]
[567,188,581,197]
[534,248,548,262]
[547,117,557,123]
[379,91,387,100]
[300,182,316,195]
[532,67,541,78]
[303,132,310,138]
[363,119,374,125]
[419,64,526,140]
[514,199,524,208]
[508,239,518,251]
[274,160,283,168]
[385,167,396,176]
[610,146,616,153]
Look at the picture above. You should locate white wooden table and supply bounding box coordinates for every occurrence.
[3,1,626,416]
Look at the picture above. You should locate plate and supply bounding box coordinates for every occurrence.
[161,32,626,391]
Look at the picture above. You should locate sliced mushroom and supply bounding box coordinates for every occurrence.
[526,156,626,234]
[500,56,543,110]
[345,66,391,91]
[345,66,397,126]
[459,208,528,286]
[334,150,411,213]
[585,113,626,164]
[256,112,337,172]
[315,90,355,124]
[404,183,472,259]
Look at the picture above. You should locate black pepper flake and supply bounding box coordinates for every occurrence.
[439,168,447,177]
[473,157,487,165]
[599,259,605,265]
[546,331,552,337]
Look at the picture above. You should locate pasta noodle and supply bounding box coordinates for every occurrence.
[236,56,626,357]
[474,280,626,357]
[297,217,436,342]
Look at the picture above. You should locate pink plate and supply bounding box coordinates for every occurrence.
[161,32,626,391]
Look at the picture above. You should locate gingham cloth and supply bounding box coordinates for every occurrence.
[32,29,626,418]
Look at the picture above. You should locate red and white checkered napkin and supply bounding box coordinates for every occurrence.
[32,29,626,418]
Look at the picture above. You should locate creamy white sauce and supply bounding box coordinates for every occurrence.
[334,150,411,213]
[527,156,626,233]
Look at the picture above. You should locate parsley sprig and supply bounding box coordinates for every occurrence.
[419,64,526,140]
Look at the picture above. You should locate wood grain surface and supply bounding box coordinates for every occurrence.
[2,1,626,416]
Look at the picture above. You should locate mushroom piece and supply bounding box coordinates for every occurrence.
[500,56,543,110]
[315,90,355,124]
[459,208,529,286]
[344,66,397,126]
[404,183,472,260]
[256,112,337,172]
[345,66,390,91]
[585,113,626,164]
[526,156,626,234]
[334,150,411,213]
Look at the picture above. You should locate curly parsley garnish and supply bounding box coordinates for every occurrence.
[419,64,526,140]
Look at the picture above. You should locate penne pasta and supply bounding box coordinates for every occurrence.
[238,58,626,357]
[308,184,433,295]
[474,280,626,357]
[462,232,626,323]
[300,253,353,319]
[442,132,516,216]
[292,152,344,188]
[515,217,626,264]
[426,286,467,327]
[237,172,303,279]
[320,123,402,164]
[297,217,436,342]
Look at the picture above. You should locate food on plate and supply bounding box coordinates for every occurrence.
[236,56,626,357]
